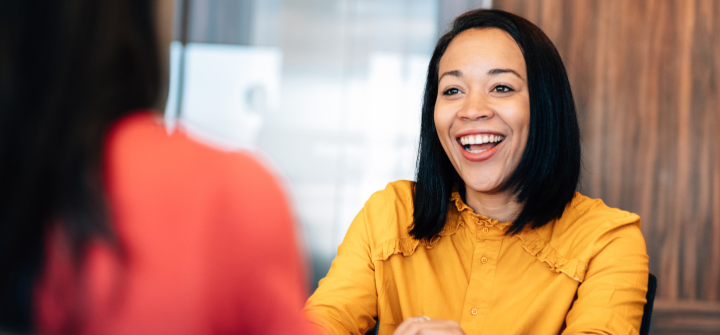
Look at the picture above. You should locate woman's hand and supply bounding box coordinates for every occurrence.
[392,316,465,335]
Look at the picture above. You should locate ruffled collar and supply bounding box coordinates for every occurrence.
[443,191,514,233]
[371,190,588,283]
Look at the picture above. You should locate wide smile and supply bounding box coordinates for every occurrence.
[456,133,505,162]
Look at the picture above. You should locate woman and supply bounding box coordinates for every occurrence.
[304,9,649,335]
[0,1,315,334]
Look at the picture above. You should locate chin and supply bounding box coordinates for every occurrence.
[462,178,506,195]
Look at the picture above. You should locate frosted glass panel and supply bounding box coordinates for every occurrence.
[167,0,440,288]
[180,44,281,149]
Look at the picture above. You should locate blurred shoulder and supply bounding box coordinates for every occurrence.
[105,111,284,205]
[107,112,274,179]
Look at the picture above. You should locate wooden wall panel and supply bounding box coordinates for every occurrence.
[492,0,720,333]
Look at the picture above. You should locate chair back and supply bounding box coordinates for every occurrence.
[640,273,657,335]
[366,319,378,335]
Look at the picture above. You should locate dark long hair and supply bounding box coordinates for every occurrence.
[0,0,161,331]
[412,9,581,240]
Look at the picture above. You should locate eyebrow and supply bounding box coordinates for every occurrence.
[438,70,462,81]
[487,68,524,80]
[438,68,524,81]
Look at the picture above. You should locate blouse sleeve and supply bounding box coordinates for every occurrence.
[562,218,649,335]
[303,200,380,335]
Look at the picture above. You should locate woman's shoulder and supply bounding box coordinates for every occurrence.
[108,112,261,165]
[361,180,415,229]
[106,111,275,188]
[562,193,641,228]
[365,180,415,207]
[105,111,287,227]
[352,180,418,256]
[521,192,646,282]
[545,192,643,244]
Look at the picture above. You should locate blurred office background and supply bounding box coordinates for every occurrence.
[165,0,718,333]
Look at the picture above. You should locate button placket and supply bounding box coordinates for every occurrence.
[459,238,503,332]
[476,222,494,241]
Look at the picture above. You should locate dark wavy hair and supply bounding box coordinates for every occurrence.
[411,9,581,240]
[0,0,161,331]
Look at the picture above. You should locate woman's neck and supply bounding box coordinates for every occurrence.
[463,186,522,223]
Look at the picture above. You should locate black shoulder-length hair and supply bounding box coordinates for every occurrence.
[0,0,161,331]
[411,9,581,239]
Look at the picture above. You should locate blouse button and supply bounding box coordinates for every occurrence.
[481,257,488,264]
[482,227,489,233]
[470,308,478,315]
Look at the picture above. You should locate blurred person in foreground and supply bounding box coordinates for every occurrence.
[304,9,649,335]
[0,1,316,334]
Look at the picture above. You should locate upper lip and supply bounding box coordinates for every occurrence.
[455,129,505,138]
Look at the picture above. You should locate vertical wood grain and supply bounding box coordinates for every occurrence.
[492,0,720,329]
[674,0,694,300]
[711,0,720,302]
[636,0,661,251]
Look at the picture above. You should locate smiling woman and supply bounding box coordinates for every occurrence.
[304,9,649,335]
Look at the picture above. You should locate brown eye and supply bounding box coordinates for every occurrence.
[443,88,460,96]
[492,85,513,93]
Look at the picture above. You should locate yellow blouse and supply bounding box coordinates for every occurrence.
[304,180,649,335]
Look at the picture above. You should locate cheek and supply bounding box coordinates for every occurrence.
[495,99,530,160]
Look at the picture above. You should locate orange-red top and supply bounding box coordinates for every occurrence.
[35,112,315,335]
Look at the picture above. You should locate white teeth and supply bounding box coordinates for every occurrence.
[458,134,505,147]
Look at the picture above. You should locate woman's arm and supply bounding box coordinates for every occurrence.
[304,200,381,335]
[562,221,649,334]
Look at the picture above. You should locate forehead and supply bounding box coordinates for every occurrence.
[438,28,526,76]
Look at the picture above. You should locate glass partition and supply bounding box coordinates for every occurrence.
[166,0,491,289]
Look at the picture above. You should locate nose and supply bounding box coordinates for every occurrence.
[457,91,495,121]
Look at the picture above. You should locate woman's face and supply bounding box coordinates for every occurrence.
[434,28,530,195]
